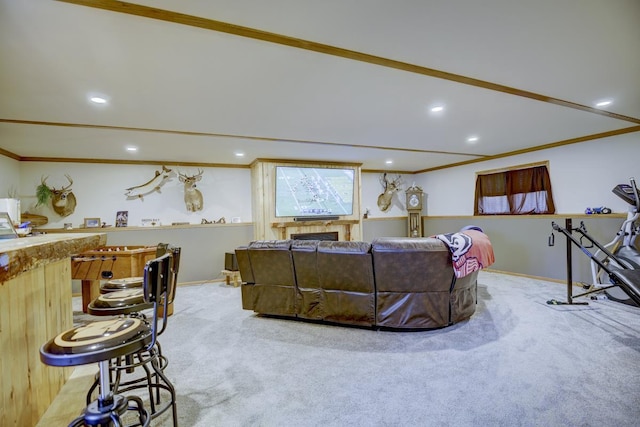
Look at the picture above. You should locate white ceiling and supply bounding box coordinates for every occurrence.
[1,0,639,172]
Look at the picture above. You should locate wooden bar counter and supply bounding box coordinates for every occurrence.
[0,232,106,426]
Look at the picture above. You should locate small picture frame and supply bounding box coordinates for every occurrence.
[84,217,101,228]
[115,211,128,227]
[0,212,18,240]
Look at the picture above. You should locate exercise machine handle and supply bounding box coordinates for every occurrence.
[630,177,640,212]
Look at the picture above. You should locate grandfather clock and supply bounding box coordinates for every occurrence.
[405,185,424,237]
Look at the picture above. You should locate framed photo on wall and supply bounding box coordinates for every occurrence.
[116,211,128,227]
[84,217,101,228]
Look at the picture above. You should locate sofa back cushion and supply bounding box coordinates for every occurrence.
[248,240,295,286]
[291,240,320,289]
[371,237,453,293]
[292,240,322,319]
[372,237,456,328]
[247,240,296,315]
[317,241,375,326]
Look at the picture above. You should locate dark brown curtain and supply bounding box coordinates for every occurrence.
[474,165,555,215]
[474,171,506,215]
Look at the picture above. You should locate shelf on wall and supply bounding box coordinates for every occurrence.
[36,222,252,233]
[271,219,359,228]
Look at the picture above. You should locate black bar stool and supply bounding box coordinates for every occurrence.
[85,246,181,425]
[40,251,177,426]
[99,244,168,294]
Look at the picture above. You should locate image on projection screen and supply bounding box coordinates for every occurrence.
[275,166,354,217]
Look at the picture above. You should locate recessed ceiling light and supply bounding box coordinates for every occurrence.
[385,160,393,165]
[90,96,108,104]
[467,136,479,143]
[430,105,444,113]
[234,152,245,157]
[595,100,612,107]
[126,146,138,152]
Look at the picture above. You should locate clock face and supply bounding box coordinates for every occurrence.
[409,194,420,208]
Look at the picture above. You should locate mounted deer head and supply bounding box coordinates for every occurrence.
[40,174,77,217]
[377,173,403,212]
[178,169,204,212]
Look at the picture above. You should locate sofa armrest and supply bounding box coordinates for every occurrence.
[235,246,254,284]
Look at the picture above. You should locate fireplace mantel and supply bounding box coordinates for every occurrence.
[271,219,359,228]
[271,219,359,241]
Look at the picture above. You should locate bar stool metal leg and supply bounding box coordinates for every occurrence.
[69,360,150,427]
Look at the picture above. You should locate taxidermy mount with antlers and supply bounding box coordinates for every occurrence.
[179,169,204,212]
[377,173,403,212]
[36,174,77,217]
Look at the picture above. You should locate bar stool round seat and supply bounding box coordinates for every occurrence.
[87,289,151,315]
[101,277,144,294]
[40,317,151,367]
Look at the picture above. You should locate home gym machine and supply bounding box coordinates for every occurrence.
[547,178,640,306]
[590,178,640,304]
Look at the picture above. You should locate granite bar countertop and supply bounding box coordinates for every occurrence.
[0,233,107,283]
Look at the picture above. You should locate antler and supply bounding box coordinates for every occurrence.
[179,169,203,179]
[61,174,73,191]
[380,173,404,192]
[380,173,388,190]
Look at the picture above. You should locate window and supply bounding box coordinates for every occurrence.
[474,163,555,215]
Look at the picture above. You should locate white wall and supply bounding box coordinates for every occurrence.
[7,131,639,228]
[0,155,20,198]
[421,133,640,216]
[361,172,416,218]
[17,162,252,229]
[10,159,403,228]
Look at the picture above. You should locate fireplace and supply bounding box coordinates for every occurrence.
[290,232,339,241]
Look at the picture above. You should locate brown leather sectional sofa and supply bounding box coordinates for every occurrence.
[235,237,479,330]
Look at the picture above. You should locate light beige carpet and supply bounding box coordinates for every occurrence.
[48,271,640,426]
